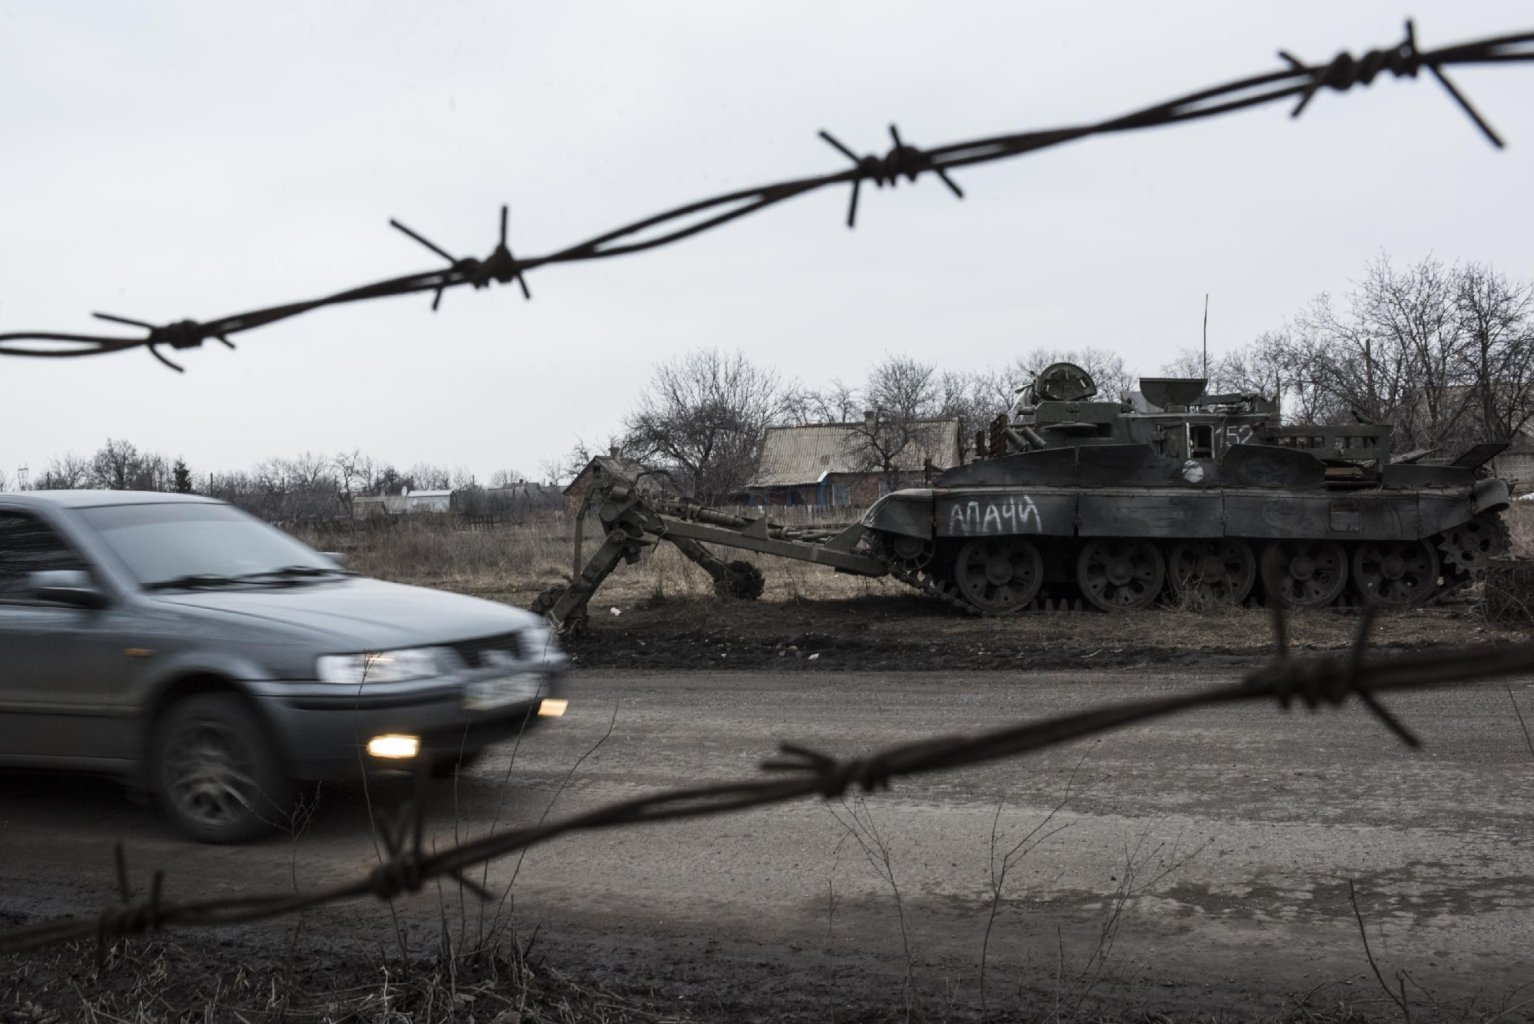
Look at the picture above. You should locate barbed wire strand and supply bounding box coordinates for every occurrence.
[2,23,1532,370]
[4,613,1534,957]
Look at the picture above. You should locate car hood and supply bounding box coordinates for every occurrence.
[150,576,538,650]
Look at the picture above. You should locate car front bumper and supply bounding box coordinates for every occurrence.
[249,668,566,780]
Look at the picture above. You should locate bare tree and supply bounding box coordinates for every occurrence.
[1456,262,1534,442]
[405,463,452,490]
[489,468,525,489]
[1160,337,1321,418]
[89,439,142,490]
[784,378,860,425]
[333,449,376,500]
[1159,348,1223,387]
[280,452,343,519]
[205,470,259,513]
[841,356,965,485]
[37,453,87,490]
[623,349,789,502]
[1193,256,1534,451]
[86,439,170,491]
[1220,330,1332,422]
[536,458,568,487]
[1356,255,1472,447]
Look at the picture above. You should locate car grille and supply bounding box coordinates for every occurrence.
[449,632,524,667]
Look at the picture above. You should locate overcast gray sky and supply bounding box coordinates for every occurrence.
[3,2,1531,487]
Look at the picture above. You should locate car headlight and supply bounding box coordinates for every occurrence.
[520,622,559,657]
[316,647,448,685]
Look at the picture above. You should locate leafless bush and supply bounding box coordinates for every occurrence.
[1503,502,1534,559]
[1480,558,1534,626]
[828,796,920,1018]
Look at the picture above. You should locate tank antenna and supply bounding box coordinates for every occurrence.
[1202,293,1210,378]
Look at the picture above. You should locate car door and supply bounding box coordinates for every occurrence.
[0,509,143,767]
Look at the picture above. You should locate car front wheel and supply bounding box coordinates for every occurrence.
[152,693,293,843]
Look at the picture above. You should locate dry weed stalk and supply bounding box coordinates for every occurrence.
[979,747,1096,1012]
[828,796,919,1020]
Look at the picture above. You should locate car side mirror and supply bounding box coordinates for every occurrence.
[322,551,348,568]
[29,569,109,610]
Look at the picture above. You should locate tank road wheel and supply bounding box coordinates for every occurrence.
[884,534,937,573]
[1075,538,1166,611]
[1261,540,1348,608]
[1167,539,1257,605]
[1352,540,1440,607]
[952,537,1044,613]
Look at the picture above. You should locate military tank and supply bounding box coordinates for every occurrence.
[859,362,1511,612]
[541,362,1512,632]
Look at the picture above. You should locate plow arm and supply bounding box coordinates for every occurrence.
[536,462,887,635]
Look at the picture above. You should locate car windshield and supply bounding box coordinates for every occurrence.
[76,502,342,590]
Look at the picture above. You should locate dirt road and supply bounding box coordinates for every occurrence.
[3,665,1532,1019]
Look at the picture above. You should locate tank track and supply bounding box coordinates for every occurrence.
[888,562,980,615]
[887,562,1088,615]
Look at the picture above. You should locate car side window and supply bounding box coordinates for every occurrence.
[0,512,87,602]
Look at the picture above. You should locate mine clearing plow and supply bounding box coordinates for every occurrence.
[532,457,885,636]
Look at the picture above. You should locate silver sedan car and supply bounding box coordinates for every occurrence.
[0,490,568,842]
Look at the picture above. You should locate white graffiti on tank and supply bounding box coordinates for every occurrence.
[948,496,1043,535]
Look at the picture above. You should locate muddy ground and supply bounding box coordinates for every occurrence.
[560,588,1525,673]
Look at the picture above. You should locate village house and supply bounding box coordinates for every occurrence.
[562,454,655,516]
[351,487,452,519]
[1491,431,1534,495]
[743,416,962,508]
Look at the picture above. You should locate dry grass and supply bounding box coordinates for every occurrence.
[298,515,577,603]
[1,933,681,1024]
[1,925,1446,1024]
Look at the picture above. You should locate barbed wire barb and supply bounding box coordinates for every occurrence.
[819,124,964,228]
[1280,20,1503,146]
[3,22,1530,367]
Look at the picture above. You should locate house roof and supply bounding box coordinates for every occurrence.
[749,419,960,488]
[562,455,651,496]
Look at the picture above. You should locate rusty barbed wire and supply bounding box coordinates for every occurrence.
[3,612,1534,957]
[1,21,1531,371]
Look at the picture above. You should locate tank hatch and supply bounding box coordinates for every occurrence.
[1035,362,1097,402]
[1138,377,1208,410]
